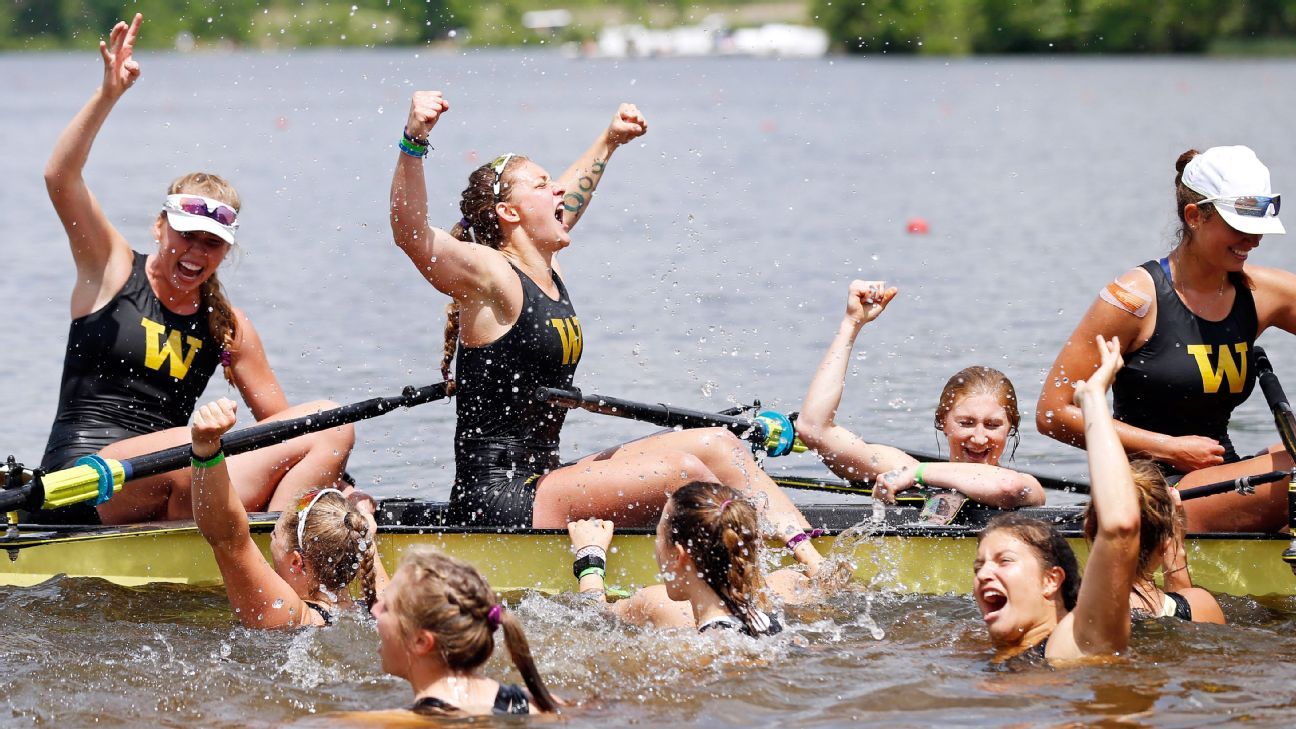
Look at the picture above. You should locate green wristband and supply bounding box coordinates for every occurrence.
[914,463,926,486]
[191,449,226,469]
[578,566,606,581]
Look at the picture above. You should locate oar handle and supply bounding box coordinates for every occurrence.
[3,382,451,514]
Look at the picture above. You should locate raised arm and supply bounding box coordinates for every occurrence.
[557,103,648,230]
[1051,336,1140,660]
[45,14,142,315]
[190,399,311,629]
[1037,270,1225,473]
[797,281,907,480]
[389,91,501,300]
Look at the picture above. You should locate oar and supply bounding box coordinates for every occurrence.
[0,382,451,514]
[535,387,804,456]
[1253,347,1296,572]
[536,386,1087,493]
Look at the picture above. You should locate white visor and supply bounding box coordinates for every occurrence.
[162,194,239,244]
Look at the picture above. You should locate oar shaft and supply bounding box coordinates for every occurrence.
[535,387,768,444]
[1177,470,1290,502]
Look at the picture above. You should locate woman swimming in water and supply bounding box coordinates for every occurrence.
[372,547,558,716]
[798,280,1044,507]
[1083,460,1225,624]
[389,89,824,568]
[566,481,833,637]
[189,398,383,629]
[974,335,1139,663]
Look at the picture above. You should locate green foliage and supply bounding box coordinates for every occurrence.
[813,0,1296,55]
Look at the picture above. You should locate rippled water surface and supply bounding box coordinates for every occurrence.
[4,49,1296,726]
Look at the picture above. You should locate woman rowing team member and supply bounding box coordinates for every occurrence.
[975,336,1140,664]
[389,90,824,567]
[1083,460,1224,624]
[797,280,1044,508]
[371,547,557,716]
[567,481,830,637]
[189,398,385,629]
[1038,146,1294,532]
[37,13,353,525]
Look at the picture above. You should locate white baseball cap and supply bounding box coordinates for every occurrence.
[162,194,240,244]
[1181,145,1284,235]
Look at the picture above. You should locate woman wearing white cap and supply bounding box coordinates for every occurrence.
[36,14,354,525]
[1038,145,1292,532]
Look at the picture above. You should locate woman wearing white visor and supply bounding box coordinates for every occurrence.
[1038,145,1294,532]
[37,14,354,525]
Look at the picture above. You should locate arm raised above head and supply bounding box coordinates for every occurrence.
[556,103,648,230]
[389,91,501,301]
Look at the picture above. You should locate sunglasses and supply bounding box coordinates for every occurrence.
[1198,194,1281,218]
[490,153,517,202]
[164,194,239,228]
[295,488,344,551]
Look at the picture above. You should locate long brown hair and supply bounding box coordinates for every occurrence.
[1174,149,1252,290]
[979,514,1080,611]
[163,172,241,384]
[665,482,771,633]
[439,155,531,394]
[934,366,1021,460]
[280,490,379,609]
[1082,459,1177,587]
[388,547,557,713]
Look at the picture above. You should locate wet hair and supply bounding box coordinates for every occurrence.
[665,482,771,633]
[934,366,1021,460]
[978,513,1080,612]
[162,173,241,385]
[1082,459,1178,586]
[439,155,532,395]
[388,547,556,713]
[279,490,379,609]
[1173,149,1252,290]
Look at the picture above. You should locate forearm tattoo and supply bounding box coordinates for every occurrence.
[563,159,607,214]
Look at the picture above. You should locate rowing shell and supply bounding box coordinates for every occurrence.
[2,477,1293,596]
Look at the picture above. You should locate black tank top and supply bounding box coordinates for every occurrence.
[1112,259,1257,467]
[454,264,582,476]
[42,251,222,466]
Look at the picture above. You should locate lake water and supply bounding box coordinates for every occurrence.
[2,48,1296,727]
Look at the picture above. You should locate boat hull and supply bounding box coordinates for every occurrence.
[3,499,1294,596]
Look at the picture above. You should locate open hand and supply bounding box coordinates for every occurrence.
[605,103,647,147]
[99,13,142,100]
[1072,335,1123,406]
[405,91,450,141]
[845,280,898,325]
[191,398,237,459]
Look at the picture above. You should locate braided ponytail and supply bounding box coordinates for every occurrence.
[499,609,558,713]
[440,302,459,396]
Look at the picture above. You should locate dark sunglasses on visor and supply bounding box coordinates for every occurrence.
[1199,194,1281,218]
[164,194,239,227]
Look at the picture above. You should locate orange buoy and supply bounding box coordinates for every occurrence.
[906,217,930,234]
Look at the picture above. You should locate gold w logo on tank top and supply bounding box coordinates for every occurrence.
[549,316,583,366]
[1187,342,1248,394]
[140,317,203,379]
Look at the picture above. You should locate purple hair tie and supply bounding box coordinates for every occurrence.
[718,499,733,511]
[458,217,472,230]
[219,350,232,367]
[486,603,504,630]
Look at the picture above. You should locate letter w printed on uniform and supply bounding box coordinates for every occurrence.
[549,317,583,366]
[140,317,204,379]
[1187,342,1248,394]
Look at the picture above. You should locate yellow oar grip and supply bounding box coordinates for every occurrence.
[40,459,125,509]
